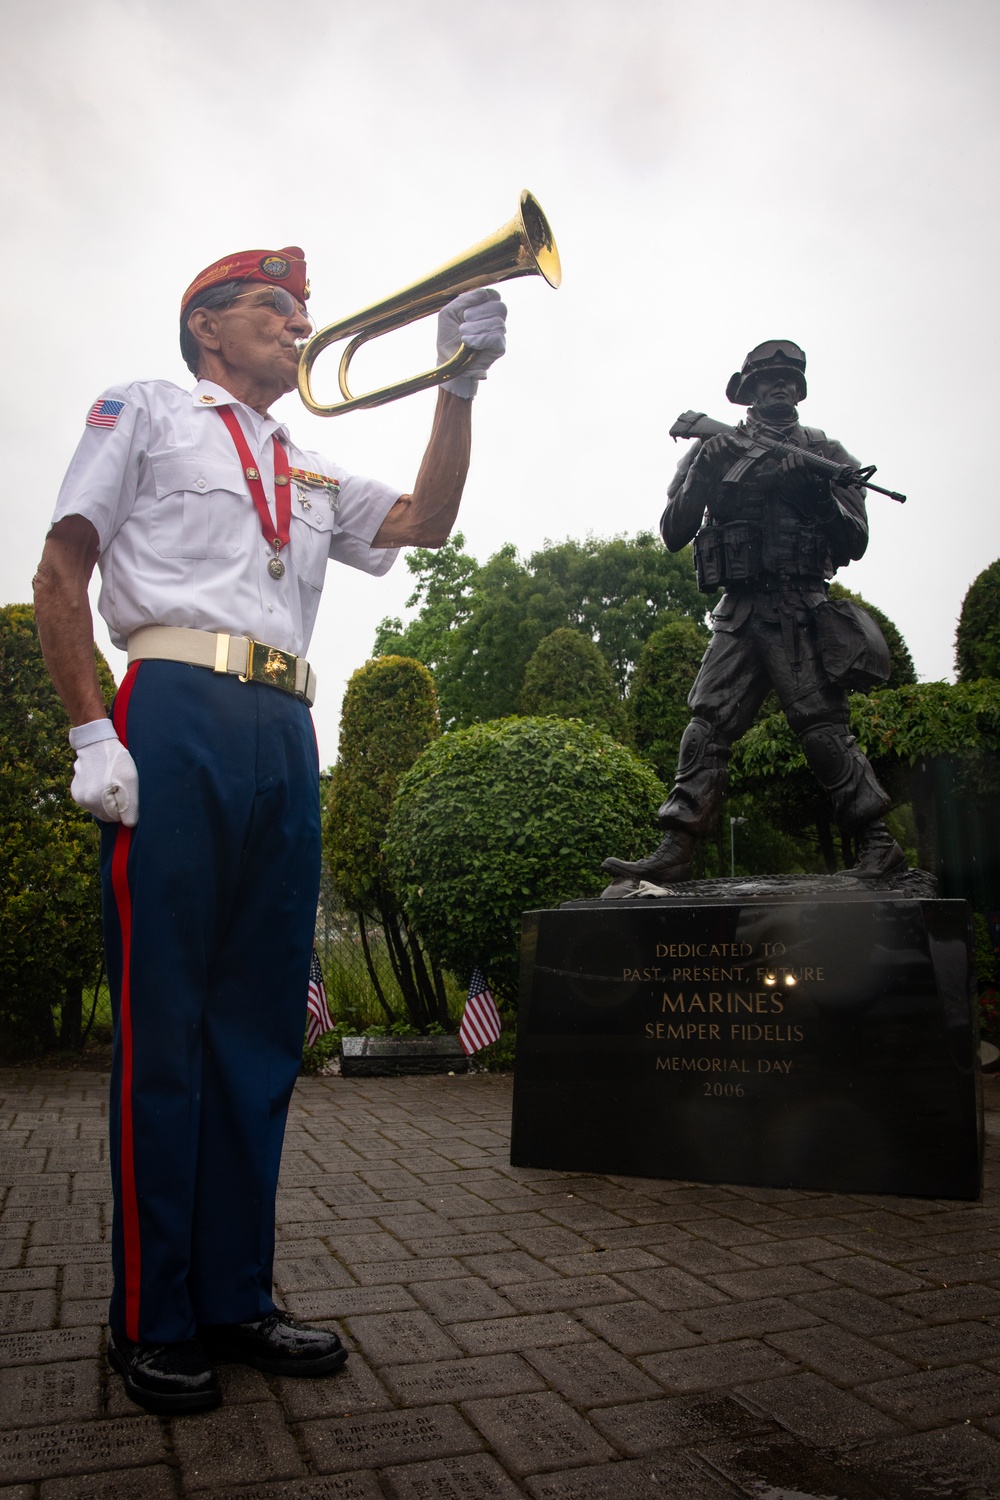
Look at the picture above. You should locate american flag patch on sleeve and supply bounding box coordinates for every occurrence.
[86,398,126,429]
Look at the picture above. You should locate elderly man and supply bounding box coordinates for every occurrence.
[602,338,903,894]
[33,246,507,1413]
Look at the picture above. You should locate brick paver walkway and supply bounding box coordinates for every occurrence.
[1,1067,999,1499]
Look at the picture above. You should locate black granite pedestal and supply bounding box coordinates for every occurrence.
[510,878,983,1199]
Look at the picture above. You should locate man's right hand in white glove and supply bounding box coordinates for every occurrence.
[68,718,139,826]
[436,287,508,400]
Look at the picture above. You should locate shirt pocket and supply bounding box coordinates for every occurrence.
[148,453,244,559]
[290,499,336,592]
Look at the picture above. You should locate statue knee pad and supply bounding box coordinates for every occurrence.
[800,722,890,827]
[800,723,851,790]
[676,717,729,776]
[658,718,731,832]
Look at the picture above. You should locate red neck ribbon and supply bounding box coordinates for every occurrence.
[216,406,291,559]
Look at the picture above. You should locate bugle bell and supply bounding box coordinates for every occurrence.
[296,189,560,417]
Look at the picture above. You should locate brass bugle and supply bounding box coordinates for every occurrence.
[296,189,561,417]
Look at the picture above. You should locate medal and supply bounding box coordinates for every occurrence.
[217,409,292,585]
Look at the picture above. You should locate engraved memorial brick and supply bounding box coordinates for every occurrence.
[462,1390,613,1475]
[347,1310,462,1365]
[37,1462,178,1498]
[503,1275,630,1313]
[878,1319,1000,1368]
[858,1362,1000,1424]
[273,1354,393,1421]
[198,1475,383,1500]
[0,1328,99,1368]
[350,1257,464,1286]
[681,1296,820,1341]
[524,1452,735,1499]
[0,1292,56,1334]
[845,1425,1000,1500]
[612,1265,729,1313]
[62,1263,114,1301]
[171,1401,306,1489]
[580,1300,702,1355]
[734,1371,904,1444]
[764,1323,913,1384]
[588,1391,771,1455]
[298,1285,417,1319]
[638,1337,796,1391]
[412,1277,517,1325]
[382,1352,544,1406]
[380,1452,525,1499]
[451,1312,593,1355]
[300,1406,481,1473]
[0,1361,100,1428]
[524,1342,662,1406]
[0,1416,165,1485]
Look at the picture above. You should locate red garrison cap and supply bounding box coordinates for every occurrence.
[180,247,309,317]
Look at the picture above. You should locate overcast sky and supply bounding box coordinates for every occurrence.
[3,0,998,764]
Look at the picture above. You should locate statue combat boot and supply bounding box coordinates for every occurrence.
[852,819,906,878]
[600,828,695,898]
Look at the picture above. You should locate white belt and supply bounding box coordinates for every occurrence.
[127,626,317,707]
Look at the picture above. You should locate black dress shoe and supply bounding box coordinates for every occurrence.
[108,1333,221,1413]
[200,1311,348,1376]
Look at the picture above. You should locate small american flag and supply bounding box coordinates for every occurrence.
[86,397,126,429]
[459,967,502,1055]
[305,949,334,1048]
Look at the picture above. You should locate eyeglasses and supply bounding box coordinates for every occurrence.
[227,286,314,328]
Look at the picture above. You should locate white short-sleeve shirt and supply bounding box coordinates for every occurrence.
[51,379,401,657]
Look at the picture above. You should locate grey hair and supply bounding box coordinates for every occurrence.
[179,280,246,375]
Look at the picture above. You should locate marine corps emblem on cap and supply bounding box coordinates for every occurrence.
[180,246,309,317]
[259,255,290,280]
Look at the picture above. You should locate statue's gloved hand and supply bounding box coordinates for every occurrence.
[68,719,139,826]
[691,431,740,478]
[437,288,508,400]
[774,450,834,515]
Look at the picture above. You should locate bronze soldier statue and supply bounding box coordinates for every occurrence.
[602,339,904,896]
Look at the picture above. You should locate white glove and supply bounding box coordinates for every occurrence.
[437,287,508,399]
[68,719,139,826]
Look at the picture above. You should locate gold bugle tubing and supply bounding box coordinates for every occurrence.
[296,189,561,417]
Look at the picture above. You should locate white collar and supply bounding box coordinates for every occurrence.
[190,380,291,442]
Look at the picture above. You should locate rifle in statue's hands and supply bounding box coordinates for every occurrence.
[670,410,907,503]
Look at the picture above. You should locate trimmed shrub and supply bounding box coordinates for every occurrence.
[385,716,665,1001]
[518,628,628,740]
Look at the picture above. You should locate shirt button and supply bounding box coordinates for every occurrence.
[268,604,274,613]
[195,479,207,490]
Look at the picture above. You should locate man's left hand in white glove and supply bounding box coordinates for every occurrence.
[437,287,508,400]
[69,718,140,826]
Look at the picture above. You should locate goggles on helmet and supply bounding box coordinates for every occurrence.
[745,340,806,369]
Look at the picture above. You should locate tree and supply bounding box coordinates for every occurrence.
[0,604,116,1057]
[385,716,665,1002]
[955,559,1000,682]
[324,655,449,1030]
[730,679,1000,883]
[518,628,628,740]
[375,532,714,728]
[628,616,710,779]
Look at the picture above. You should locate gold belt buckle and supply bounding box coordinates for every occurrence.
[239,639,298,694]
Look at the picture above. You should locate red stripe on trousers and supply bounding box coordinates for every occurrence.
[111,662,141,1341]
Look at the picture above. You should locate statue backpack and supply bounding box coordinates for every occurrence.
[814,597,891,690]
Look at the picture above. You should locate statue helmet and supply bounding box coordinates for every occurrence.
[726,340,807,405]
